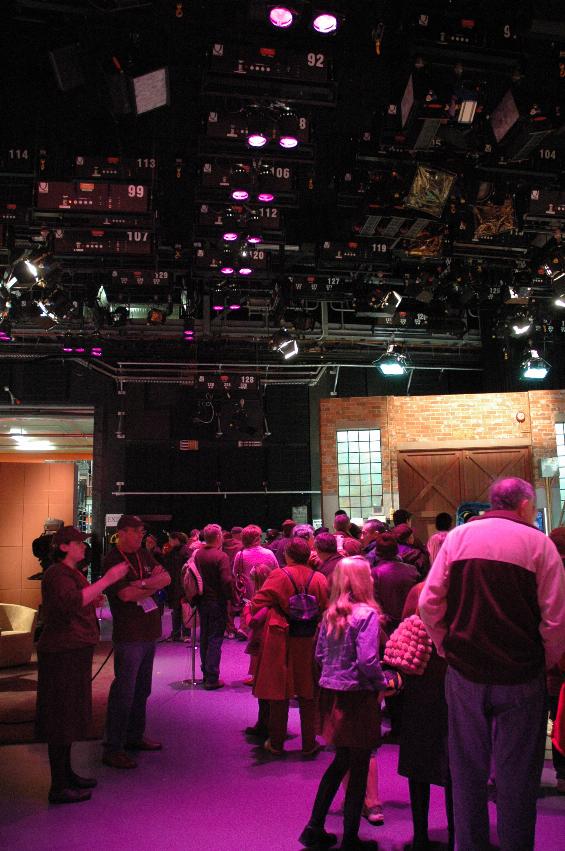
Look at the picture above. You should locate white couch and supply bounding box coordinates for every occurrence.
[0,603,37,668]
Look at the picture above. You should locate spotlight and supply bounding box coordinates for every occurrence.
[520,347,550,380]
[278,109,300,148]
[0,318,13,342]
[257,191,275,203]
[227,293,242,310]
[111,305,129,326]
[246,110,269,148]
[211,290,225,312]
[510,313,532,337]
[11,258,39,285]
[147,307,167,325]
[90,345,103,358]
[268,5,296,28]
[222,208,240,242]
[246,215,263,244]
[374,344,410,376]
[311,9,340,34]
[554,293,565,308]
[271,327,299,359]
[238,267,253,276]
[61,335,86,354]
[230,164,252,201]
[183,318,196,340]
[220,265,235,275]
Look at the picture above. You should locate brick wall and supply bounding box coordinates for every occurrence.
[320,389,565,522]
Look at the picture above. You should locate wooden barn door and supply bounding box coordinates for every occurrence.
[397,450,463,542]
[461,447,532,504]
[398,446,532,540]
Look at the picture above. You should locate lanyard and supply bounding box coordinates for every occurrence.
[119,548,144,580]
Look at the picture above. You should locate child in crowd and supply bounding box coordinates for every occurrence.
[299,556,402,851]
[241,564,271,740]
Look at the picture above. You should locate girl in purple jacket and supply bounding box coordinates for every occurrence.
[299,556,401,851]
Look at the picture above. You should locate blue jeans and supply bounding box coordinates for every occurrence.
[197,600,227,684]
[445,667,547,851]
[104,641,156,752]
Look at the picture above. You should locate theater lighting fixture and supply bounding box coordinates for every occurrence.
[247,131,269,148]
[269,6,296,28]
[311,10,339,33]
[257,191,275,202]
[520,348,550,380]
[246,215,263,244]
[227,293,242,310]
[271,327,299,359]
[510,314,532,337]
[230,164,251,201]
[554,293,565,308]
[220,265,235,275]
[374,344,410,376]
[110,305,129,326]
[0,319,13,342]
[183,318,196,341]
[211,290,225,312]
[238,266,253,276]
[90,345,103,358]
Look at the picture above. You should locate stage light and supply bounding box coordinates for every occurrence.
[0,319,13,342]
[278,109,299,148]
[220,265,235,275]
[111,305,129,326]
[183,318,196,341]
[227,293,242,310]
[239,267,253,276]
[257,191,275,202]
[90,346,103,358]
[510,313,532,337]
[11,259,39,285]
[222,209,240,241]
[554,293,565,308]
[311,11,339,33]
[269,6,296,28]
[211,290,225,312]
[146,307,166,325]
[230,164,252,201]
[374,344,410,376]
[246,215,263,244]
[271,327,299,359]
[248,132,269,148]
[520,347,550,380]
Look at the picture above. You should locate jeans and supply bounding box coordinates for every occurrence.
[198,600,227,683]
[104,641,156,753]
[445,667,547,851]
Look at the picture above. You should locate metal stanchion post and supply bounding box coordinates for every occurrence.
[191,607,198,685]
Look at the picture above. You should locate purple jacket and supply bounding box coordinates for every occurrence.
[315,604,390,692]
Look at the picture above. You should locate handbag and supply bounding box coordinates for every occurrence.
[383,613,432,676]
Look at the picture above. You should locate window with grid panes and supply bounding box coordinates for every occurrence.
[555,422,565,510]
[336,429,382,522]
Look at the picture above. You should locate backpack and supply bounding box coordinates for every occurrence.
[181,556,203,605]
[281,567,319,637]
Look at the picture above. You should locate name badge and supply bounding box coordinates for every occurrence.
[138,596,158,613]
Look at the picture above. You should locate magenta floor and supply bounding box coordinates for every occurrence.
[0,622,564,851]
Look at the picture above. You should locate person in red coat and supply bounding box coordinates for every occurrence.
[250,536,329,755]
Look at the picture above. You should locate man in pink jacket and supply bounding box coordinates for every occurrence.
[420,477,565,851]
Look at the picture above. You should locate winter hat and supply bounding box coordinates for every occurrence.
[374,532,398,559]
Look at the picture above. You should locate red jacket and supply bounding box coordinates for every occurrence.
[250,563,329,700]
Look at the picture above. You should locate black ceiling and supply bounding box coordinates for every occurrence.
[0,0,563,372]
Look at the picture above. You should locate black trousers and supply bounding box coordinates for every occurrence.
[197,600,227,683]
[307,746,372,846]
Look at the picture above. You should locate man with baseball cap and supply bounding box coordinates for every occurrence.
[102,515,170,769]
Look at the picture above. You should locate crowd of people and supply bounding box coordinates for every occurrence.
[35,477,565,851]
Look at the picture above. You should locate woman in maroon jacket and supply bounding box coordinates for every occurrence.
[250,536,329,755]
[36,527,128,804]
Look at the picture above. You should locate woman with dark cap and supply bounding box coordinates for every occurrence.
[36,526,128,804]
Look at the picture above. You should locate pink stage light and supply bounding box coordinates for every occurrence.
[223,231,239,241]
[220,266,235,275]
[238,267,253,276]
[247,235,263,244]
[279,135,298,148]
[257,192,275,202]
[231,190,249,201]
[247,133,268,148]
[269,6,294,28]
[312,12,338,33]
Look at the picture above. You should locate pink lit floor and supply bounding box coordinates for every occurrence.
[0,617,564,851]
